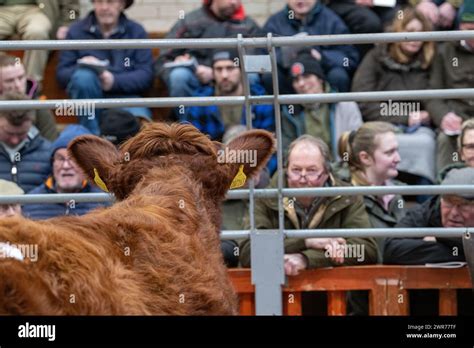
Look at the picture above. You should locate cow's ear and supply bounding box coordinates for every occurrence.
[68,135,121,191]
[225,129,275,179]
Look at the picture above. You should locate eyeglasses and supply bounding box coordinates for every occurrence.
[442,198,474,215]
[53,155,76,166]
[462,143,474,152]
[288,167,326,181]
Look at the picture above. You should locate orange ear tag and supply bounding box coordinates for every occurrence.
[230,165,247,189]
[93,168,109,192]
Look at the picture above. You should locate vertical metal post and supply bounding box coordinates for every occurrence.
[241,33,285,315]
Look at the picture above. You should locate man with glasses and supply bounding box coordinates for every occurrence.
[23,125,107,220]
[384,167,474,265]
[239,134,377,275]
[56,0,153,135]
[0,92,51,192]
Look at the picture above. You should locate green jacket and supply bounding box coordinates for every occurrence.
[239,173,378,268]
[332,163,406,262]
[426,41,474,128]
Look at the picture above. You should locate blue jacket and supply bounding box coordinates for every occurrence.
[264,3,359,73]
[184,83,275,140]
[56,12,153,95]
[23,176,108,220]
[0,128,52,192]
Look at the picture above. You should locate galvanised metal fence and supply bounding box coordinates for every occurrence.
[1,30,474,315]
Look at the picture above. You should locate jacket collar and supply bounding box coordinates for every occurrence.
[86,11,128,37]
[45,176,89,192]
[286,2,322,28]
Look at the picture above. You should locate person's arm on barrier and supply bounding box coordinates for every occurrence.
[340,196,378,266]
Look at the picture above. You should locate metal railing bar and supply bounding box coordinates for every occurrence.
[0,31,473,50]
[221,227,473,239]
[1,88,473,110]
[2,185,473,204]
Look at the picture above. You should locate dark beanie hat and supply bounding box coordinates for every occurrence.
[290,52,326,81]
[99,109,140,146]
[51,125,91,157]
[212,48,240,66]
[460,1,474,23]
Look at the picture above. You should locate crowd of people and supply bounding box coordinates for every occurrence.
[0,0,473,314]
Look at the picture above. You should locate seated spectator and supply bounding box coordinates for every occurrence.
[326,0,399,57]
[263,0,359,93]
[458,118,474,168]
[154,0,262,118]
[56,0,153,135]
[426,3,474,171]
[0,93,51,192]
[282,51,363,160]
[437,118,474,178]
[0,54,58,141]
[239,135,378,274]
[336,122,405,261]
[352,8,437,188]
[411,0,463,29]
[384,167,474,265]
[221,125,271,267]
[184,49,276,173]
[0,179,24,218]
[99,109,142,147]
[23,125,107,220]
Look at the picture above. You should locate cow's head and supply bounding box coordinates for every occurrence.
[68,123,275,203]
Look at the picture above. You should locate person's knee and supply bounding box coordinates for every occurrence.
[69,68,100,90]
[168,67,195,87]
[22,16,51,40]
[326,67,351,92]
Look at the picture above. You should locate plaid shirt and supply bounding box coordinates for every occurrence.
[183,83,275,140]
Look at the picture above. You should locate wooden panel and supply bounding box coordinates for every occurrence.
[386,279,409,316]
[369,278,387,315]
[439,289,457,316]
[283,292,302,316]
[227,266,471,316]
[239,293,255,316]
[327,291,346,316]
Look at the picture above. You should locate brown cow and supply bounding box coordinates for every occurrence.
[0,123,275,315]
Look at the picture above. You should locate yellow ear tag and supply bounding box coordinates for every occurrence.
[93,168,109,192]
[230,165,247,189]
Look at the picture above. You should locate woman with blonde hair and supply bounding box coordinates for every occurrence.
[352,7,437,190]
[337,121,406,259]
[337,121,407,315]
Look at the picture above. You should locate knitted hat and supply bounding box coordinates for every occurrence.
[460,2,474,23]
[0,179,24,195]
[212,48,240,66]
[290,52,326,81]
[51,125,92,157]
[441,167,474,200]
[99,109,141,146]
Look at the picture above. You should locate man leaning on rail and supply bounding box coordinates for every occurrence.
[239,134,378,275]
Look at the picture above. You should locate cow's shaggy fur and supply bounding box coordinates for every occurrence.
[0,123,275,315]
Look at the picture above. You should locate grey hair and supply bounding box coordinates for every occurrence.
[286,134,332,173]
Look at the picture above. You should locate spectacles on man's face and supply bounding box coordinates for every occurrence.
[442,198,474,215]
[287,167,326,181]
[53,155,77,167]
[462,143,474,152]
